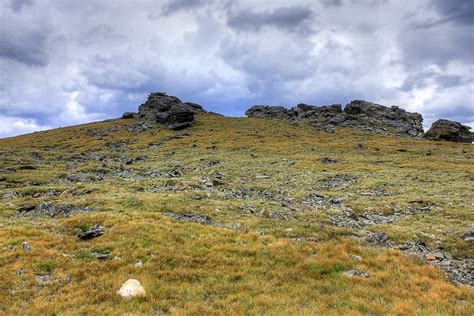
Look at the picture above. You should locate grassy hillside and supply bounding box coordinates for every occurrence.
[1,114,473,314]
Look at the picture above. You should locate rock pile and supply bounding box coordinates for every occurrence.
[424,119,473,143]
[246,100,424,138]
[122,92,206,130]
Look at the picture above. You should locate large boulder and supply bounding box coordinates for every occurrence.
[117,279,146,299]
[424,119,473,143]
[124,92,208,130]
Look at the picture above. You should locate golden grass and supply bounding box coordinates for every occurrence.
[0,114,473,314]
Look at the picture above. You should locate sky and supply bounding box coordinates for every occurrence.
[0,0,473,137]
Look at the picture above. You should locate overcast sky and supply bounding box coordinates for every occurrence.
[0,0,473,137]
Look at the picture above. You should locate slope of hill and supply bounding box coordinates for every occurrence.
[1,113,473,314]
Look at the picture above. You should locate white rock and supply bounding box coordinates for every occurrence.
[134,260,143,267]
[117,279,146,299]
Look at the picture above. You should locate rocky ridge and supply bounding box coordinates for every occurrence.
[122,92,472,142]
[246,100,424,138]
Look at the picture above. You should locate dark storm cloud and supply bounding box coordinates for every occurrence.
[8,0,34,12]
[400,69,463,92]
[320,0,343,7]
[226,6,316,34]
[160,0,206,16]
[0,27,49,66]
[432,0,474,26]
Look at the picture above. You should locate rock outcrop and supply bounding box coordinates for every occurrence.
[424,119,473,143]
[246,100,424,138]
[123,92,206,130]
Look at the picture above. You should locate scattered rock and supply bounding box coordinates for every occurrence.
[288,237,319,243]
[94,252,110,260]
[460,230,474,242]
[16,202,91,218]
[424,119,474,143]
[22,242,30,252]
[134,260,143,268]
[343,269,370,278]
[323,174,353,189]
[360,186,391,197]
[255,173,271,179]
[261,210,287,220]
[36,275,51,283]
[330,203,439,228]
[0,168,16,173]
[77,225,104,240]
[365,232,388,245]
[117,279,146,299]
[2,244,15,251]
[212,177,226,186]
[203,160,220,168]
[161,212,213,225]
[66,173,96,183]
[362,234,473,287]
[18,165,36,170]
[320,157,340,164]
[1,191,16,199]
[350,255,362,261]
[16,268,25,275]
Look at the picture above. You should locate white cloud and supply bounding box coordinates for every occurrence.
[0,115,51,138]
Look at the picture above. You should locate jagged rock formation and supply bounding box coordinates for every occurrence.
[123,92,206,130]
[246,100,424,138]
[424,119,474,143]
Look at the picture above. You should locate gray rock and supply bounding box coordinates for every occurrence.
[343,269,370,278]
[424,119,473,143]
[261,210,287,220]
[320,157,340,164]
[66,173,95,183]
[122,112,136,119]
[461,230,474,242]
[137,92,207,130]
[22,242,30,252]
[36,275,50,282]
[16,202,91,218]
[246,100,424,138]
[245,105,291,120]
[77,225,104,240]
[161,212,213,225]
[183,102,206,113]
[1,191,17,199]
[365,232,388,245]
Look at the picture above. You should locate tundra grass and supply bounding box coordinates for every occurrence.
[0,114,473,314]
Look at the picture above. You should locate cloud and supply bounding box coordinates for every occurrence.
[8,0,34,12]
[0,115,50,138]
[160,0,206,16]
[432,0,474,26]
[0,0,472,138]
[226,6,316,34]
[0,12,50,66]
